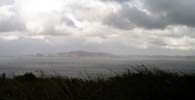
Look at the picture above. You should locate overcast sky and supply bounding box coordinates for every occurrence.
[0,0,195,56]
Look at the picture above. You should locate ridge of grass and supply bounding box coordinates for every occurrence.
[0,66,195,100]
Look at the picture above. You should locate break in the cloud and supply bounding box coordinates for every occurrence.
[0,0,195,56]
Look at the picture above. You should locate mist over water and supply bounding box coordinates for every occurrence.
[0,56,195,77]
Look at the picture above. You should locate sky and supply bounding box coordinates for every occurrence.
[0,0,195,56]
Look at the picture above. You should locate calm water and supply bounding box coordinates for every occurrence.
[0,56,195,77]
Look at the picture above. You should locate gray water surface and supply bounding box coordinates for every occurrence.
[0,56,195,77]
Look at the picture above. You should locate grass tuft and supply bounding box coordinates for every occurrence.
[0,66,195,100]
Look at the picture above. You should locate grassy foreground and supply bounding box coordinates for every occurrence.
[0,66,195,100]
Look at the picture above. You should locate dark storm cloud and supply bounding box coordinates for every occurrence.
[104,0,195,30]
[143,0,195,27]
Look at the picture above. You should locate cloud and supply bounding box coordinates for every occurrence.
[0,15,25,32]
[0,1,25,32]
[0,0,14,6]
[104,0,195,30]
[163,36,195,50]
[143,0,195,28]
[104,6,167,29]
[0,0,195,55]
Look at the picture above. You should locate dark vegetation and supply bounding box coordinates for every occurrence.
[0,66,195,100]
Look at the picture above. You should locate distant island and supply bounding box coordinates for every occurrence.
[32,50,119,58]
[30,51,195,60]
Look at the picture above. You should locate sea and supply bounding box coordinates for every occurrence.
[0,56,195,77]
